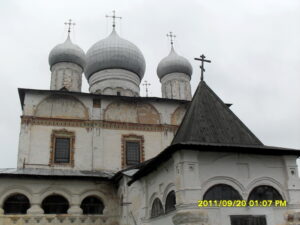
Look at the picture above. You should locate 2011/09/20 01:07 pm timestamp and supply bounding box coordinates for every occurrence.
[198,200,287,207]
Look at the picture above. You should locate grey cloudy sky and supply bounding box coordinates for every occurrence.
[0,0,299,168]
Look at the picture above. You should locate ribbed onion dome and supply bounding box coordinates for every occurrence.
[157,46,192,79]
[85,29,146,80]
[49,35,86,69]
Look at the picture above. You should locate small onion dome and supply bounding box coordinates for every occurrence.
[157,46,192,79]
[49,35,86,69]
[85,29,146,80]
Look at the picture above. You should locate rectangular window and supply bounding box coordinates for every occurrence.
[54,138,70,163]
[126,141,140,165]
[50,129,75,166]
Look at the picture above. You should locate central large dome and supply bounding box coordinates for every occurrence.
[85,29,146,80]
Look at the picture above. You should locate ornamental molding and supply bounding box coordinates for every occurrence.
[21,116,178,132]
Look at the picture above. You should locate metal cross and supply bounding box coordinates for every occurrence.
[143,80,151,97]
[166,32,176,46]
[106,10,122,28]
[194,54,211,81]
[64,19,75,34]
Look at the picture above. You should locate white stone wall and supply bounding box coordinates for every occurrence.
[50,62,83,92]
[121,150,300,225]
[0,177,119,225]
[88,69,141,96]
[17,91,186,171]
[161,73,191,100]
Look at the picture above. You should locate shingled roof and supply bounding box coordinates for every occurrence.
[172,81,263,146]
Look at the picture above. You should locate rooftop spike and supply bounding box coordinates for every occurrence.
[106,10,122,29]
[64,19,75,35]
[166,31,176,46]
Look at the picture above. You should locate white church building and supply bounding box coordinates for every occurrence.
[0,16,299,225]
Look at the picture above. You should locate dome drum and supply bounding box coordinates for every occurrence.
[88,69,140,96]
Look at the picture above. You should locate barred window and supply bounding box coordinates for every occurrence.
[165,191,176,213]
[54,138,70,163]
[203,184,242,201]
[248,185,283,201]
[81,196,104,214]
[42,195,69,214]
[3,194,30,214]
[151,198,164,218]
[126,141,140,166]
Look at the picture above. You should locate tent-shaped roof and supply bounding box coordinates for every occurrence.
[172,81,263,146]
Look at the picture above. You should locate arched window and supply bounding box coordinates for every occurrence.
[203,184,242,201]
[165,191,176,213]
[80,196,104,214]
[150,198,164,218]
[248,185,283,201]
[42,195,69,214]
[3,194,30,214]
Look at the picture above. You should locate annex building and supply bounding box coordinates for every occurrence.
[0,16,299,225]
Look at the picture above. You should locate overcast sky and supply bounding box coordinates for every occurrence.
[0,0,299,168]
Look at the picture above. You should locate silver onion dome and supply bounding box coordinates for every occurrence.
[49,35,86,69]
[85,29,146,80]
[157,46,192,79]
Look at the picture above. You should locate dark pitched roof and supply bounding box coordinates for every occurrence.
[172,81,263,146]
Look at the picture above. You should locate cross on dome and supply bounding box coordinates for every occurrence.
[64,19,75,35]
[106,10,122,29]
[166,32,176,46]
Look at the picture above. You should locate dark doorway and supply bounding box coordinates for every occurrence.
[230,215,267,225]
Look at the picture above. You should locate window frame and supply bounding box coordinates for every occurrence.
[203,184,243,201]
[3,194,30,215]
[150,198,164,218]
[41,194,69,214]
[165,190,176,213]
[121,134,144,168]
[50,129,75,167]
[80,196,105,215]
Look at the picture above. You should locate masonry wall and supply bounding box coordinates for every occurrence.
[17,91,187,171]
[120,150,300,225]
[0,177,119,225]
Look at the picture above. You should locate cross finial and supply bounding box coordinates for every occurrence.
[194,54,211,81]
[166,32,176,46]
[106,10,122,29]
[64,19,75,34]
[143,80,151,97]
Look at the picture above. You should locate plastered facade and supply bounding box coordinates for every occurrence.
[88,69,141,96]
[17,91,187,171]
[0,177,119,225]
[50,62,83,92]
[161,73,192,100]
[119,150,300,225]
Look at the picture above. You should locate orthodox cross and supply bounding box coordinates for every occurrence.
[143,80,151,97]
[194,54,211,81]
[166,32,176,46]
[64,19,75,34]
[106,10,122,28]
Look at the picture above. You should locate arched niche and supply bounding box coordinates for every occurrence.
[35,94,89,119]
[203,184,243,201]
[104,101,160,124]
[171,105,187,125]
